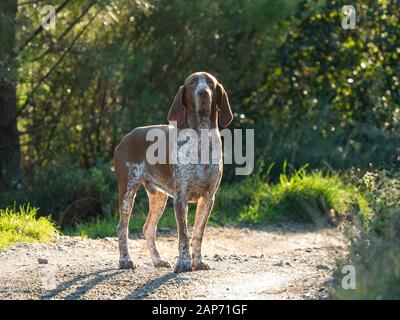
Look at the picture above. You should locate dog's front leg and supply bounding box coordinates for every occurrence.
[191,196,214,270]
[173,196,192,273]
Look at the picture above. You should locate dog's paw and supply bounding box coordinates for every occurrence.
[119,259,137,270]
[193,261,211,271]
[154,259,171,268]
[174,259,193,273]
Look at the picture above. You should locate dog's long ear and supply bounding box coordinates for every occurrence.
[168,85,186,128]
[217,83,233,128]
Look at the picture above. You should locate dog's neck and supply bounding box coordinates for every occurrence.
[177,113,222,166]
[187,113,217,132]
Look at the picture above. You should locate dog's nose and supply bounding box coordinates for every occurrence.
[197,88,208,97]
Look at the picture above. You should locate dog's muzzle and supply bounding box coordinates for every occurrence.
[195,86,212,115]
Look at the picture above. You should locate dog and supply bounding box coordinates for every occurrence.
[113,71,233,273]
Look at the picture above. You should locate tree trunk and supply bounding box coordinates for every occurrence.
[0,0,20,187]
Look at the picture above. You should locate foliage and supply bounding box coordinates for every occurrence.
[0,160,116,225]
[250,0,400,172]
[2,0,398,221]
[64,165,369,237]
[1,0,399,299]
[64,207,178,238]
[14,0,299,170]
[1,0,304,223]
[333,171,400,299]
[236,164,369,224]
[0,205,57,249]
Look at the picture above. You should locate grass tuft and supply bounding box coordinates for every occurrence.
[0,205,57,249]
[65,164,370,238]
[65,207,182,238]
[237,164,370,224]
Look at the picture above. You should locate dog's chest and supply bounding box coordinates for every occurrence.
[181,163,220,183]
[174,129,222,197]
[175,163,221,200]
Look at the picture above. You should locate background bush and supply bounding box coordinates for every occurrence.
[0,0,399,299]
[333,171,400,299]
[0,205,57,249]
[1,1,399,226]
[236,164,369,225]
[63,166,369,238]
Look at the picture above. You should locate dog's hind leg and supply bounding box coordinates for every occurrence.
[143,184,170,268]
[117,162,142,269]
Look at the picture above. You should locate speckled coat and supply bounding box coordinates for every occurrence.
[113,72,233,273]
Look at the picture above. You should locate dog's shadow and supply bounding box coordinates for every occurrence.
[42,269,120,300]
[124,272,177,300]
[41,268,177,300]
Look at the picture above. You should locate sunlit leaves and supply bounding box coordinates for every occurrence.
[252,0,400,170]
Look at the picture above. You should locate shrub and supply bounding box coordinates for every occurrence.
[212,167,267,224]
[333,171,400,299]
[65,164,370,237]
[0,160,117,227]
[65,206,181,239]
[237,164,370,224]
[0,205,57,249]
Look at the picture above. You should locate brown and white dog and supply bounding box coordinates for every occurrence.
[113,72,232,273]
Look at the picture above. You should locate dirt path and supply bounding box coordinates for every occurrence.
[0,224,346,300]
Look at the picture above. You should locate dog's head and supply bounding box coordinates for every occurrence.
[168,72,233,129]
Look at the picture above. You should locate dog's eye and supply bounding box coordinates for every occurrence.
[190,79,196,86]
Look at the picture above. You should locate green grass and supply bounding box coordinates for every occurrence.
[237,164,370,224]
[332,171,400,299]
[65,164,370,238]
[0,205,57,249]
[65,207,189,238]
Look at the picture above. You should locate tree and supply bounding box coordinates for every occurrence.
[0,0,20,187]
[251,0,400,171]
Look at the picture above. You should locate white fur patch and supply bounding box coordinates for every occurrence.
[195,74,212,113]
[121,162,145,216]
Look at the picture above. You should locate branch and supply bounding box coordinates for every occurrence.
[16,0,72,53]
[14,10,100,121]
[32,0,97,62]
[18,0,39,6]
